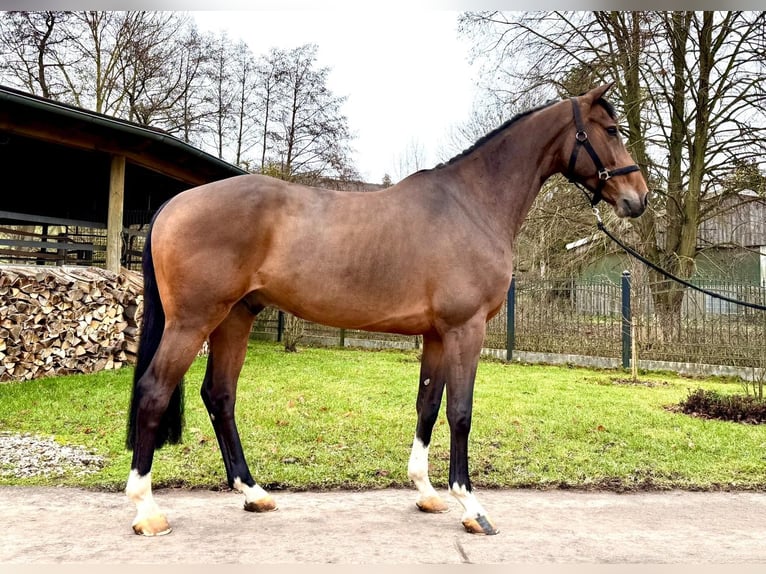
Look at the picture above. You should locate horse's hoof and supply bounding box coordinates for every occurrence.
[244,495,278,513]
[416,496,450,513]
[132,514,172,536]
[462,514,499,535]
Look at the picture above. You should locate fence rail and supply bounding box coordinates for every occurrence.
[0,210,146,269]
[254,273,766,380]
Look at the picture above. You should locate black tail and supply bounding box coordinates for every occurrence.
[126,212,184,450]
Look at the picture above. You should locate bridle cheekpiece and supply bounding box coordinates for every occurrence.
[566,97,640,206]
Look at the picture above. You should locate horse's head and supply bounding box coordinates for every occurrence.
[565,83,649,218]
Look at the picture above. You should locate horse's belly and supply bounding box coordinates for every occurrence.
[254,279,432,335]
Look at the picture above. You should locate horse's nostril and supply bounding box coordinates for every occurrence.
[622,196,645,218]
[643,192,650,208]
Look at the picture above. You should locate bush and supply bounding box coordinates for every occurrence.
[678,388,766,424]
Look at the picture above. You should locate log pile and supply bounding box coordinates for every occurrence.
[0,265,143,382]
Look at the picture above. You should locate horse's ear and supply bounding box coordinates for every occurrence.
[587,82,614,103]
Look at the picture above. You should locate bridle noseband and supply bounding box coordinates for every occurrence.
[566,97,640,206]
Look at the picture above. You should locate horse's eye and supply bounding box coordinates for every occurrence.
[606,126,619,137]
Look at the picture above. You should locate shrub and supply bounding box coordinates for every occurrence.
[678,388,766,424]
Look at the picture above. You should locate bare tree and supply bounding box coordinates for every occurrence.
[254,47,287,172]
[159,25,211,146]
[55,11,134,114]
[0,11,75,99]
[118,12,192,126]
[198,33,269,169]
[270,43,356,182]
[230,39,261,170]
[202,31,237,160]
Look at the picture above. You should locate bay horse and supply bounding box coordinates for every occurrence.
[125,83,648,537]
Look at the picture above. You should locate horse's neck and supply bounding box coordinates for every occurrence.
[450,106,569,245]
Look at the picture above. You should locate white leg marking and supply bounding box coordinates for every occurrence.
[125,470,166,531]
[407,436,439,501]
[450,482,489,522]
[233,477,270,505]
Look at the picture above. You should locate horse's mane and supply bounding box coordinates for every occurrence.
[596,97,616,120]
[430,95,616,171]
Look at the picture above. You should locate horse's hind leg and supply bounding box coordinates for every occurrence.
[127,325,209,536]
[201,301,277,513]
[408,333,450,513]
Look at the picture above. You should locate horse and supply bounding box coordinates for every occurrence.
[125,83,649,537]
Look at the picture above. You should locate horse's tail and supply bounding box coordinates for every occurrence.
[126,210,184,450]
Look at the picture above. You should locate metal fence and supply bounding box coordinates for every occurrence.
[492,274,766,370]
[254,273,766,377]
[630,278,766,369]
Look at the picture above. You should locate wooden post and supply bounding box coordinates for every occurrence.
[106,155,126,273]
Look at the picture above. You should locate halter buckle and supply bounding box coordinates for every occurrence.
[598,169,611,181]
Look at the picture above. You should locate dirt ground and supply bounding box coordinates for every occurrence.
[1,486,765,564]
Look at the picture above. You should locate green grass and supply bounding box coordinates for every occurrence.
[1,340,764,492]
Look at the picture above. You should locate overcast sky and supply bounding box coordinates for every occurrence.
[190,10,481,184]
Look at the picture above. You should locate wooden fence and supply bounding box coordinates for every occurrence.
[0,210,146,270]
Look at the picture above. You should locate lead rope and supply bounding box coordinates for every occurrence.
[588,203,766,311]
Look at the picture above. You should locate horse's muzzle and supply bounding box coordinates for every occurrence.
[617,192,648,218]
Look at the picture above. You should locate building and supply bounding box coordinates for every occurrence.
[0,84,247,272]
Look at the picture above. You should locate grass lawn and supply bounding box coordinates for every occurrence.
[0,340,764,492]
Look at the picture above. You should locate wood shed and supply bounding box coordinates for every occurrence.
[0,84,246,272]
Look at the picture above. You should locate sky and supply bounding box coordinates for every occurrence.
[190,10,481,184]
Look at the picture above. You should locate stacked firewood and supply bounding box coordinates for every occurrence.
[0,266,143,382]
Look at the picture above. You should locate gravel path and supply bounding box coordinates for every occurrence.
[0,432,104,478]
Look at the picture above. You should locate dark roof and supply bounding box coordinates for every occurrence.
[0,84,247,225]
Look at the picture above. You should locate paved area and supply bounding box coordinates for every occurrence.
[1,486,765,564]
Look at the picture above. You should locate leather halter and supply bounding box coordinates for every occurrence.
[566,97,640,206]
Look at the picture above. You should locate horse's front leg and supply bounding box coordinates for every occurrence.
[444,320,499,535]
